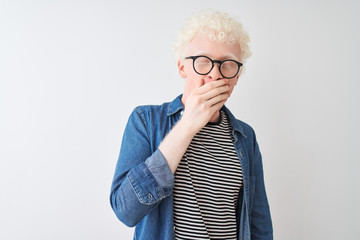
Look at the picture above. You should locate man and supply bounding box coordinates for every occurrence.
[110,9,273,240]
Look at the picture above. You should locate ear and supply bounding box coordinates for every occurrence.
[178,59,187,78]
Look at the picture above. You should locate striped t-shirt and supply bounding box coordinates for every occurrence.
[173,111,243,240]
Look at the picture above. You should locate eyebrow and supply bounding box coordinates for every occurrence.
[192,51,239,61]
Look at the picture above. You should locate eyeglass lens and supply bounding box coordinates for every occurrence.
[193,56,239,78]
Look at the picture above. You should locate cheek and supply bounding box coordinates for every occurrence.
[188,78,203,88]
[186,69,203,84]
[184,77,204,93]
[184,62,194,73]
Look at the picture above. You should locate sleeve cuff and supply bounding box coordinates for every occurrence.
[145,149,174,187]
[127,149,174,205]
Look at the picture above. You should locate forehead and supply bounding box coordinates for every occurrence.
[185,33,241,60]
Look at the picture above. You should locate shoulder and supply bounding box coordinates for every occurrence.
[132,101,171,119]
[234,117,254,132]
[131,95,183,121]
[134,101,171,114]
[127,99,175,127]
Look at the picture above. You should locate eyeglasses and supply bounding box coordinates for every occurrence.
[185,55,243,79]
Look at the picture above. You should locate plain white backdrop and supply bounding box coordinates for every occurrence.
[1,0,359,239]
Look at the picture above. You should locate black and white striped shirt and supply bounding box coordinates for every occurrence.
[173,111,243,240]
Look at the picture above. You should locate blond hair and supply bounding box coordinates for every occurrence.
[173,9,251,62]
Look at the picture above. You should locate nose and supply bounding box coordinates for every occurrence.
[206,64,222,82]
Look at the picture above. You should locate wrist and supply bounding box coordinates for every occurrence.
[177,117,199,137]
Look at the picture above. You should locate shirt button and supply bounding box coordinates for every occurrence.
[148,193,153,200]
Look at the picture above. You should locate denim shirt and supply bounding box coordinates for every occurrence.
[110,95,273,240]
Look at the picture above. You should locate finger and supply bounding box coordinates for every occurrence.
[196,79,228,94]
[206,92,229,107]
[202,85,230,100]
[208,99,228,116]
[199,79,228,93]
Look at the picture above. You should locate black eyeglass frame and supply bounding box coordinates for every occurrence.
[185,55,243,79]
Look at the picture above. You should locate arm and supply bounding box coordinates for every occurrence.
[110,79,230,226]
[159,79,230,174]
[110,107,175,227]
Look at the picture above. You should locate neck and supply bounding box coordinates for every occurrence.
[209,111,221,123]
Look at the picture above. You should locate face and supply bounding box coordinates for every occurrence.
[178,33,242,102]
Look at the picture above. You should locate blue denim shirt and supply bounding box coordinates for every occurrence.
[110,95,273,240]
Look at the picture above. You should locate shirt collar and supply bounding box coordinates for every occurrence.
[221,105,247,138]
[167,94,184,116]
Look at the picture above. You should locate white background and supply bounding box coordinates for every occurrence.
[1,0,359,239]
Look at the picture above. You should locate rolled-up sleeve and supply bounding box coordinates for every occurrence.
[128,149,174,204]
